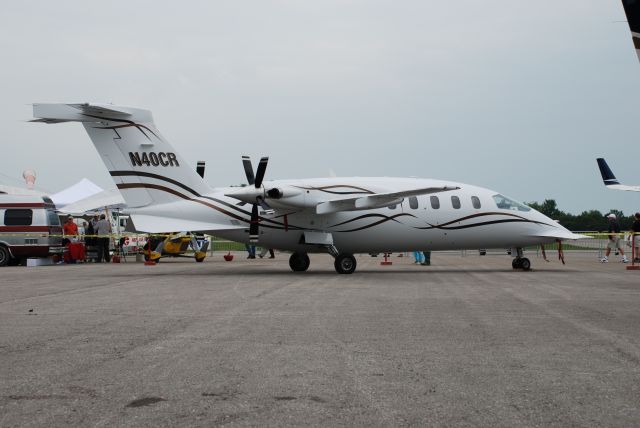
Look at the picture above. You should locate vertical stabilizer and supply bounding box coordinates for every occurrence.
[32,103,213,208]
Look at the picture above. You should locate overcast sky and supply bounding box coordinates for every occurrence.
[1,0,639,215]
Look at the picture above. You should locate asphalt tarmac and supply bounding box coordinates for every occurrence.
[1,252,639,427]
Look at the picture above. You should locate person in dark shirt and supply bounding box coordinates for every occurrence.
[601,213,628,263]
[630,212,640,262]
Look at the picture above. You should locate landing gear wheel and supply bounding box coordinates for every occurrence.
[195,256,205,263]
[512,257,531,271]
[0,246,10,267]
[334,253,357,274]
[289,252,310,272]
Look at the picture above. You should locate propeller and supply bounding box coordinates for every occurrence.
[241,156,270,243]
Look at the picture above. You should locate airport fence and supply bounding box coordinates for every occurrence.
[473,232,638,259]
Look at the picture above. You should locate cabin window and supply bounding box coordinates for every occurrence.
[471,196,481,209]
[409,196,419,209]
[430,196,440,209]
[4,209,33,226]
[451,195,461,209]
[492,194,531,212]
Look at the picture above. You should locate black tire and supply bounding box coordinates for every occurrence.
[520,258,531,271]
[334,253,357,274]
[0,246,10,267]
[512,258,521,269]
[289,252,310,272]
[195,256,205,263]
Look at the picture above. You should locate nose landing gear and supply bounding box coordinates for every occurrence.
[511,247,531,271]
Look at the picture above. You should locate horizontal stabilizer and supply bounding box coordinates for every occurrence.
[316,186,459,214]
[129,214,244,234]
[32,103,149,124]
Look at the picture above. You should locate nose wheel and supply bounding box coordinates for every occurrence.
[512,257,531,271]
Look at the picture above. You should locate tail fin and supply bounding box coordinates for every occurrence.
[622,0,640,62]
[596,158,620,185]
[596,158,640,191]
[32,103,213,208]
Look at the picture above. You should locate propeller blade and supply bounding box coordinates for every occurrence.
[254,157,269,188]
[249,204,259,243]
[242,156,255,186]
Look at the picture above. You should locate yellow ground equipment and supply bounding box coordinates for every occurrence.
[144,233,208,262]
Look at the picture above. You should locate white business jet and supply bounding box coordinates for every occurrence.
[32,103,582,273]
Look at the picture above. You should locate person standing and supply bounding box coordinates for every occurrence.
[412,251,424,264]
[601,213,628,263]
[95,214,112,263]
[421,250,431,266]
[258,247,275,259]
[630,212,640,262]
[63,216,79,242]
[245,243,256,259]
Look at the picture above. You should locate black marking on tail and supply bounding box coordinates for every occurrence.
[596,158,620,185]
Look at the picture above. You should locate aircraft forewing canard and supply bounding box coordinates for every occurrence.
[315,185,460,214]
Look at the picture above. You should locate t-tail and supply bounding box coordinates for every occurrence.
[31,103,213,208]
[596,157,640,192]
[622,0,640,62]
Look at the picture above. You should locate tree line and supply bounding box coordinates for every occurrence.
[526,199,636,232]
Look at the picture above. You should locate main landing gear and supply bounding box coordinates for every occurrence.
[289,252,310,272]
[287,248,358,274]
[334,253,357,274]
[512,248,531,271]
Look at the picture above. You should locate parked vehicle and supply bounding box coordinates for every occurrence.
[0,195,64,266]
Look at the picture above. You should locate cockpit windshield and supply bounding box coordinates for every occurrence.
[492,194,531,212]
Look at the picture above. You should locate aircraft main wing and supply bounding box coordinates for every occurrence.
[596,158,640,192]
[316,186,459,214]
[129,214,245,234]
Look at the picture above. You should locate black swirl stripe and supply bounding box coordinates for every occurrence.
[329,213,416,228]
[112,171,303,230]
[332,213,417,232]
[116,182,292,231]
[415,219,544,231]
[82,113,160,140]
[415,212,553,230]
[111,170,202,197]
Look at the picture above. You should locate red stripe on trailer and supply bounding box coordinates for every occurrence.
[0,203,46,208]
